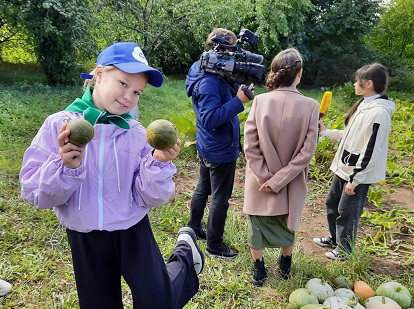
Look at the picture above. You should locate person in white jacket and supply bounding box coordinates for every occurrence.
[313,62,395,260]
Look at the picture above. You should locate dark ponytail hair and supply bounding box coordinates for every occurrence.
[344,62,389,125]
[266,48,303,91]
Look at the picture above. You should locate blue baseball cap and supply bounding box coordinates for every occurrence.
[82,42,163,87]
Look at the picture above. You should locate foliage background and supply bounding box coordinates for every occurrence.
[1,0,413,90]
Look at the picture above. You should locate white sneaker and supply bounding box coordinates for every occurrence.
[325,249,346,261]
[0,279,12,296]
[313,236,337,248]
[177,227,205,275]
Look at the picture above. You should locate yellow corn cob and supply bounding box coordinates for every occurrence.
[319,91,332,118]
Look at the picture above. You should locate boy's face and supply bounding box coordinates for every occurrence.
[94,67,147,115]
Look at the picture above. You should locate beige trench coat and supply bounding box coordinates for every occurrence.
[243,87,319,231]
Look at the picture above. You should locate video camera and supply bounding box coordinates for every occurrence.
[199,29,264,85]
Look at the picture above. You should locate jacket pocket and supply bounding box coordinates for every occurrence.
[341,149,360,166]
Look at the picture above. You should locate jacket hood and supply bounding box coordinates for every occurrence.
[365,97,395,117]
[185,61,206,97]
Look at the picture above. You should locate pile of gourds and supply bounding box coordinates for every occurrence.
[288,277,412,309]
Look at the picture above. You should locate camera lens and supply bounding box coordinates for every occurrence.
[243,51,263,64]
[234,62,264,80]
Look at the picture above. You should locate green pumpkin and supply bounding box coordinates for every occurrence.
[146,119,178,150]
[333,276,354,289]
[335,288,356,299]
[66,118,94,146]
[323,296,352,309]
[289,288,319,309]
[376,282,412,309]
[305,278,335,303]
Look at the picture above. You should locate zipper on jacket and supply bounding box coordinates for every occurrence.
[98,125,106,230]
[336,108,361,171]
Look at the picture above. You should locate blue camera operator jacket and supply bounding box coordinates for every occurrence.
[186,61,244,164]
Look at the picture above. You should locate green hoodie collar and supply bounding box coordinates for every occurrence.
[65,87,132,130]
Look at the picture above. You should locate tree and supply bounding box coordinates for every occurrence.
[0,1,26,61]
[0,2,19,46]
[366,0,414,91]
[369,0,414,59]
[93,0,313,76]
[94,0,205,61]
[254,0,313,57]
[302,0,382,87]
[17,0,94,85]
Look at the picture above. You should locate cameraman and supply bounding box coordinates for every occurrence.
[185,28,252,259]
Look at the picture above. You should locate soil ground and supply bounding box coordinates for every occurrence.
[175,162,414,275]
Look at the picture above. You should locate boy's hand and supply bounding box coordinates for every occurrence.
[345,182,355,195]
[259,182,273,193]
[237,83,254,104]
[153,139,181,162]
[58,124,85,169]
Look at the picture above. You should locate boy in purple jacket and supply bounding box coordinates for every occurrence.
[20,42,204,309]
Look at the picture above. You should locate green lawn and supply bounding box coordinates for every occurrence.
[0,64,413,308]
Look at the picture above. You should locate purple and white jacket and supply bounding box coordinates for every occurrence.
[20,112,176,232]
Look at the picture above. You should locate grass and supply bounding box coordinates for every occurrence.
[0,64,413,308]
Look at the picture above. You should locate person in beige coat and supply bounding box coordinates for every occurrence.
[243,48,319,285]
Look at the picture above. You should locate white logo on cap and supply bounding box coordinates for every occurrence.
[132,47,148,65]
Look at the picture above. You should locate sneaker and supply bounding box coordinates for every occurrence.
[0,279,12,296]
[177,227,205,274]
[313,236,337,249]
[206,244,238,260]
[325,249,346,261]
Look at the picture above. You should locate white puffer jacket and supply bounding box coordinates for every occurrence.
[321,96,395,186]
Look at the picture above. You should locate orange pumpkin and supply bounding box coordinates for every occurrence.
[354,281,375,299]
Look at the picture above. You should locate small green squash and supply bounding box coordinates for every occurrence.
[289,288,319,309]
[323,296,352,309]
[376,282,412,309]
[305,278,335,303]
[146,119,178,150]
[335,288,356,299]
[66,118,95,146]
[333,276,354,289]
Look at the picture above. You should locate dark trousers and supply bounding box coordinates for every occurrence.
[326,175,370,253]
[188,158,236,249]
[66,215,198,309]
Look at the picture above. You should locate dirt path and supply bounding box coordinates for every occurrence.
[175,163,414,274]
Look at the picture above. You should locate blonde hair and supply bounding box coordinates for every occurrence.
[83,65,149,91]
[83,65,115,90]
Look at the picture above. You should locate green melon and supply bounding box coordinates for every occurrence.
[333,276,353,289]
[289,288,319,309]
[376,282,412,309]
[66,118,94,146]
[146,119,178,150]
